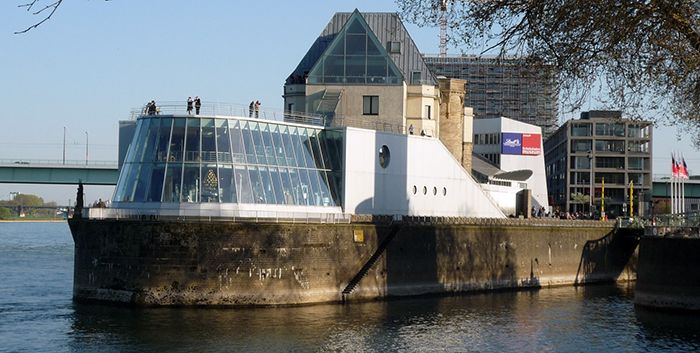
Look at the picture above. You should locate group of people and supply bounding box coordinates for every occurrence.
[187,96,202,115]
[249,101,261,118]
[531,205,547,218]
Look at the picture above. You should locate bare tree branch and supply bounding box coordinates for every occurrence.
[15,0,63,34]
[14,0,112,34]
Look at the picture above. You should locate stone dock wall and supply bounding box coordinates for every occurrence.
[68,216,637,307]
[636,234,700,311]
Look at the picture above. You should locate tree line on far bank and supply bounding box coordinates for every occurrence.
[0,194,58,219]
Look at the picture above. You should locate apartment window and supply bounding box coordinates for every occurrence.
[425,105,431,119]
[412,71,422,85]
[389,41,402,54]
[363,96,379,115]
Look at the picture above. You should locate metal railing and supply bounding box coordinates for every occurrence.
[0,159,118,167]
[327,116,437,136]
[130,101,326,126]
[82,207,352,224]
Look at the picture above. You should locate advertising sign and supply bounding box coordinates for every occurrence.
[501,133,522,155]
[521,133,542,155]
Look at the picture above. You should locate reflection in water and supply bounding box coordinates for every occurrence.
[4,223,700,352]
[65,284,700,352]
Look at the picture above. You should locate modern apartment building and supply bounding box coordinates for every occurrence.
[544,111,653,218]
[424,55,559,138]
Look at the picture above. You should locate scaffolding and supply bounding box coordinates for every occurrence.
[424,55,559,138]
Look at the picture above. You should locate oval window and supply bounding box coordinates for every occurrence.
[423,186,427,195]
[413,185,417,194]
[379,145,390,168]
[433,187,437,195]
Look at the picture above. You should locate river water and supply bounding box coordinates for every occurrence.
[2,222,700,353]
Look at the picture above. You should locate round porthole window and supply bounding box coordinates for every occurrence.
[433,187,437,195]
[413,185,417,194]
[379,145,390,168]
[443,187,447,196]
[423,186,427,195]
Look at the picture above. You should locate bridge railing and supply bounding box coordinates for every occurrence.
[81,207,352,224]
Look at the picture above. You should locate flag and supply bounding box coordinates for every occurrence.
[672,154,679,178]
[681,157,689,179]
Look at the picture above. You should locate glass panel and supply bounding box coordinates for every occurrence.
[201,119,216,163]
[168,118,186,162]
[571,123,591,137]
[317,171,334,206]
[146,163,166,202]
[218,164,236,203]
[298,129,317,168]
[366,37,381,55]
[346,34,366,55]
[366,56,388,82]
[346,16,365,33]
[321,130,344,171]
[241,121,257,164]
[230,120,246,163]
[154,118,172,162]
[268,167,285,205]
[570,156,591,169]
[236,165,254,204]
[271,125,287,166]
[114,162,135,202]
[248,166,266,204]
[131,162,153,202]
[185,118,201,162]
[281,126,297,167]
[307,169,323,206]
[327,35,345,56]
[182,164,200,202]
[250,122,267,164]
[595,157,625,169]
[216,119,232,163]
[321,55,344,83]
[163,163,182,202]
[261,123,277,165]
[297,168,312,206]
[259,166,276,204]
[327,171,343,206]
[346,55,365,83]
[570,140,591,152]
[282,168,304,205]
[309,130,326,169]
[129,119,151,164]
[140,119,161,163]
[201,164,219,202]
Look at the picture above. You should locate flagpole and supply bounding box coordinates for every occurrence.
[671,152,675,214]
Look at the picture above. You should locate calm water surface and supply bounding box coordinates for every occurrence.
[2,222,700,352]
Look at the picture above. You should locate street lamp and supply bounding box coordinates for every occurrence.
[587,149,593,218]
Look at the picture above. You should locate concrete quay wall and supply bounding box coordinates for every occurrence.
[636,237,700,311]
[68,217,636,307]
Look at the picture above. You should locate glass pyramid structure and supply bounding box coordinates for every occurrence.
[307,11,403,85]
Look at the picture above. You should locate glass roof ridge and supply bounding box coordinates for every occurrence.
[307,10,404,85]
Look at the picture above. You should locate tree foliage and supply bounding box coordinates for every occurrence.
[0,207,11,220]
[398,0,700,147]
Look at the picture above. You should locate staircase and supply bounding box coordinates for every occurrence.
[315,89,342,119]
[341,225,403,300]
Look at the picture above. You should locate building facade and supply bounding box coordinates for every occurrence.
[424,55,559,138]
[472,117,549,216]
[283,10,440,138]
[544,111,653,218]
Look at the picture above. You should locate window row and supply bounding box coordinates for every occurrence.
[115,163,341,206]
[125,117,343,171]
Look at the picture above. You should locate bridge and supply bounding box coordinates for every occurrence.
[0,159,119,185]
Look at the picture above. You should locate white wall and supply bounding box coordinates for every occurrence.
[474,118,550,210]
[342,128,505,218]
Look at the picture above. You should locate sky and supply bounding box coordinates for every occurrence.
[0,0,697,204]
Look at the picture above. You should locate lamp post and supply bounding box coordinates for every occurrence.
[588,149,593,218]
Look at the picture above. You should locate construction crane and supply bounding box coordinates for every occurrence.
[437,0,486,56]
